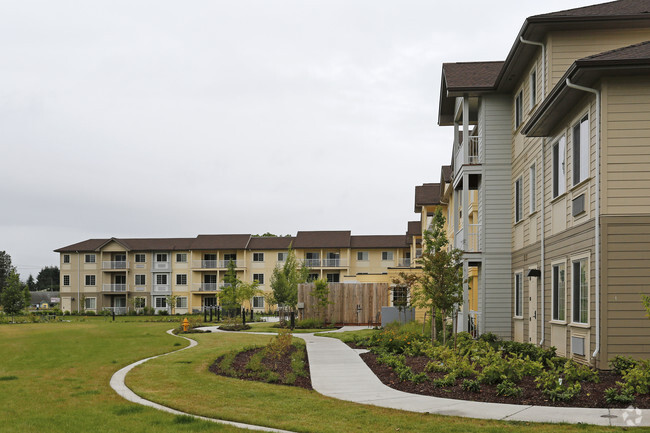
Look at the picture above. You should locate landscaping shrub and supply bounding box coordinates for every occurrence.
[264,330,293,359]
[461,379,481,392]
[496,380,522,398]
[619,359,650,395]
[294,318,324,329]
[367,326,427,354]
[610,355,639,376]
[432,373,456,388]
[604,386,635,405]
[499,341,556,364]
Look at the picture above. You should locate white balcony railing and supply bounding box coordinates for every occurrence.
[102,284,127,292]
[102,261,128,270]
[219,260,244,268]
[322,258,347,267]
[303,259,321,267]
[194,283,219,291]
[397,258,411,267]
[455,135,482,175]
[455,224,480,252]
[152,261,171,271]
[152,284,171,293]
[103,307,127,315]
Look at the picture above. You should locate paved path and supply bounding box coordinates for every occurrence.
[112,326,649,428]
[291,327,649,428]
[109,329,296,433]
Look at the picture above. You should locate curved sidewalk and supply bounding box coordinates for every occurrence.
[294,327,648,427]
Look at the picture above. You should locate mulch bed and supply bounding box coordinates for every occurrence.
[210,346,312,390]
[359,351,650,408]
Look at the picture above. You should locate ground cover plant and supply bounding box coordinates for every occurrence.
[339,324,650,408]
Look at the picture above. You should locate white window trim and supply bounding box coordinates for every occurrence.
[84,297,96,310]
[514,90,523,129]
[176,253,187,263]
[135,254,146,263]
[63,275,70,286]
[253,296,265,309]
[176,274,187,286]
[570,253,590,326]
[381,251,394,261]
[134,297,146,309]
[63,254,71,264]
[252,273,264,284]
[529,162,537,215]
[552,135,567,199]
[515,176,523,223]
[572,113,590,187]
[253,252,264,262]
[551,259,567,324]
[176,296,188,309]
[85,254,96,264]
[514,271,523,318]
[357,251,369,261]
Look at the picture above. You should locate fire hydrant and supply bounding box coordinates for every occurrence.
[182,318,190,332]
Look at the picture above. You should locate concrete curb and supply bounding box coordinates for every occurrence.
[109,329,296,433]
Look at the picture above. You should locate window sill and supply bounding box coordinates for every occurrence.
[513,316,524,320]
[570,177,591,192]
[550,320,567,326]
[550,192,567,204]
[569,322,591,329]
[529,209,538,218]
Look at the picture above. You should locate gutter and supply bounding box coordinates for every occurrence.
[519,37,546,97]
[565,78,601,364]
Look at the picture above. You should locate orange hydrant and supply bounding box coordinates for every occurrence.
[182,318,190,332]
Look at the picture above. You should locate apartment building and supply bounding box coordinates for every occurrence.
[55,232,410,315]
[431,0,650,366]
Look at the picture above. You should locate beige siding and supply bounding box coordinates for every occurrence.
[603,76,650,215]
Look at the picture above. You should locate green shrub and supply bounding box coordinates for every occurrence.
[295,318,325,329]
[461,379,481,392]
[496,380,522,398]
[367,325,427,354]
[619,359,650,394]
[432,373,456,388]
[499,341,556,364]
[562,359,599,384]
[85,311,96,316]
[264,330,293,359]
[611,356,638,375]
[604,387,635,405]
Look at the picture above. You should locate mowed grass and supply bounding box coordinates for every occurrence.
[128,330,626,433]
[0,319,252,433]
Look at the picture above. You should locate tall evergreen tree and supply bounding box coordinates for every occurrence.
[36,266,59,291]
[0,251,13,294]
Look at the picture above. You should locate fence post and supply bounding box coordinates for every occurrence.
[290,311,295,330]
[209,307,213,322]
[250,308,253,321]
[242,309,246,326]
[204,308,207,322]
[217,306,220,322]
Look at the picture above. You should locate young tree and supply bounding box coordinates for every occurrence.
[165,294,179,315]
[0,251,14,294]
[220,260,241,309]
[391,271,418,322]
[412,208,465,344]
[1,270,30,322]
[269,246,309,315]
[310,278,331,322]
[36,266,60,291]
[237,281,263,309]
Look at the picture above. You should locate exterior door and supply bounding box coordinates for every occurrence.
[528,273,538,344]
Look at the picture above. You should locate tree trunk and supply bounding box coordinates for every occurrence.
[453,310,458,350]
[442,308,447,345]
[431,306,436,344]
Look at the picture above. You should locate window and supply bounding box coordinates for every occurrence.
[307,273,319,282]
[84,254,96,264]
[515,176,523,223]
[156,274,168,285]
[253,296,265,309]
[252,273,264,284]
[156,253,168,262]
[392,286,408,307]
[134,297,146,309]
[326,273,340,283]
[63,254,70,264]
[253,253,264,262]
[63,275,70,286]
[223,253,236,262]
[515,90,523,129]
[135,274,146,285]
[552,136,566,198]
[514,273,523,317]
[176,253,187,263]
[381,251,394,261]
[176,297,187,308]
[155,297,167,308]
[135,254,146,263]
[572,258,588,324]
[357,251,369,261]
[552,263,566,321]
[277,252,287,262]
[529,68,537,109]
[573,115,589,186]
[84,297,96,310]
[176,274,187,285]
[529,164,536,214]
[85,275,96,286]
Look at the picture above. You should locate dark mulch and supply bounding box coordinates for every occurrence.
[210,346,312,390]
[359,352,650,409]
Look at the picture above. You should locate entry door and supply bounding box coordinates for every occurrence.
[528,273,538,344]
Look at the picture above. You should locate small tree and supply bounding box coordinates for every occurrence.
[237,281,263,311]
[220,260,241,309]
[310,278,331,322]
[165,294,179,315]
[391,272,418,323]
[412,208,464,344]
[1,270,30,322]
[269,246,309,321]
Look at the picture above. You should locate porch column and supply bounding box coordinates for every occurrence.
[463,95,469,163]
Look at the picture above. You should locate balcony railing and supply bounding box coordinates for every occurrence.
[102,284,127,292]
[219,260,244,268]
[455,135,482,174]
[303,259,321,267]
[194,283,219,292]
[322,258,347,267]
[102,261,128,270]
[397,258,411,267]
[103,307,127,315]
[152,261,171,271]
[455,224,481,252]
[152,284,171,293]
[192,260,218,269]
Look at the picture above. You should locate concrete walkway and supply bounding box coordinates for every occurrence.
[292,327,648,428]
[109,329,296,433]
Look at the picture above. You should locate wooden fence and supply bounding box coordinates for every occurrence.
[297,282,389,325]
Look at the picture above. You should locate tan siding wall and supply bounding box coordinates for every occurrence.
[603,76,650,215]
[602,216,650,362]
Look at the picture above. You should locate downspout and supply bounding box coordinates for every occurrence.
[519,37,546,96]
[520,36,548,346]
[539,138,547,346]
[566,78,601,363]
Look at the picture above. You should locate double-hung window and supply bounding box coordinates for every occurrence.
[552,263,566,321]
[253,253,264,262]
[573,115,589,186]
[381,251,394,261]
[252,273,264,284]
[357,251,369,261]
[135,274,146,285]
[515,176,523,223]
[529,68,537,109]
[572,258,589,324]
[85,275,96,286]
[529,164,536,213]
[514,273,523,317]
[552,137,567,198]
[176,274,187,285]
[515,91,523,129]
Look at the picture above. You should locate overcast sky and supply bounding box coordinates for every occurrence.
[1,0,596,279]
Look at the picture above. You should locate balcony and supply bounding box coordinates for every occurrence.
[455,135,482,176]
[102,284,127,292]
[102,261,128,270]
[193,260,218,269]
[219,260,244,268]
[303,259,321,267]
[397,258,411,267]
[152,261,171,271]
[322,258,347,267]
[193,283,220,292]
[455,224,481,253]
[152,284,171,294]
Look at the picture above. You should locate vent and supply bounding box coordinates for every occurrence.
[572,194,585,216]
[571,336,585,356]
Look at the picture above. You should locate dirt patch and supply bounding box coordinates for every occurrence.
[359,352,650,409]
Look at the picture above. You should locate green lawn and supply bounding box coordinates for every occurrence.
[0,318,250,433]
[128,329,626,433]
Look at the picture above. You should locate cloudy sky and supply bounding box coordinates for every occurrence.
[1,0,596,279]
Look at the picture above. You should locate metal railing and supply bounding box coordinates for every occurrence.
[102,261,128,270]
[467,310,481,338]
[193,260,217,269]
[397,258,411,267]
[303,259,321,267]
[322,258,347,267]
[102,284,127,292]
[219,260,243,268]
[467,224,480,252]
[194,283,219,291]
